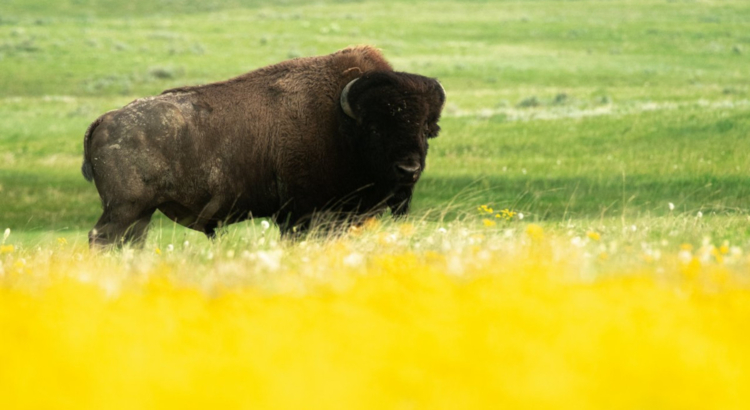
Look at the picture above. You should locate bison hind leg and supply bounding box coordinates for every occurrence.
[89,204,156,249]
[202,221,219,239]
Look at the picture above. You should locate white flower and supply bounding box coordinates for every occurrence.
[183,240,190,249]
[518,213,524,220]
[257,250,282,271]
[166,244,174,252]
[260,220,270,231]
[447,255,464,275]
[437,227,447,234]
[2,228,9,242]
[101,279,120,298]
[121,249,134,261]
[343,252,364,267]
[668,202,675,211]
[697,211,703,218]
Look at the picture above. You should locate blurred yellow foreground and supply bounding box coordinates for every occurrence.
[1,225,749,409]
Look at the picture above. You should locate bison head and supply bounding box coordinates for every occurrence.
[340,71,445,215]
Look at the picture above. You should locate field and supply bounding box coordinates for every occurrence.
[2,0,750,408]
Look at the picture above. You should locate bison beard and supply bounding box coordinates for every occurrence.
[81,45,445,248]
[388,187,414,217]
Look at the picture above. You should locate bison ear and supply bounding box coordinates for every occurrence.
[340,78,359,120]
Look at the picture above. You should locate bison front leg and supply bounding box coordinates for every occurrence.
[194,196,232,239]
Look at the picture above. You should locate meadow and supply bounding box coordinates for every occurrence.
[2,0,750,408]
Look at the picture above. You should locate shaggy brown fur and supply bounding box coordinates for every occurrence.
[82,45,445,247]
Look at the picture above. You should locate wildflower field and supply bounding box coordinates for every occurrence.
[2,0,750,408]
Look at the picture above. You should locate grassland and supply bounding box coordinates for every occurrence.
[2,0,750,232]
[2,0,750,408]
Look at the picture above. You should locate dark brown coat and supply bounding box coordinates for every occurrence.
[82,45,445,246]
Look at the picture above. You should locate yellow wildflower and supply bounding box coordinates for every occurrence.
[494,209,517,220]
[399,223,415,237]
[587,231,601,241]
[0,245,14,254]
[681,257,702,279]
[482,219,497,227]
[57,237,68,246]
[363,218,380,231]
[525,224,544,241]
[477,205,494,214]
[710,269,729,285]
[155,247,162,255]
[711,247,724,264]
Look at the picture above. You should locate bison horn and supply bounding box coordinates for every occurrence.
[437,80,446,111]
[340,78,358,119]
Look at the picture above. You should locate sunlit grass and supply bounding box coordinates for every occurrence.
[2,215,750,408]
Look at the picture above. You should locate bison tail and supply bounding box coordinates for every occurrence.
[81,116,104,183]
[81,161,95,183]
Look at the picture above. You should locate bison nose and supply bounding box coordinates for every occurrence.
[396,162,421,182]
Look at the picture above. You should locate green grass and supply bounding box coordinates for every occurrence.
[1,0,750,241]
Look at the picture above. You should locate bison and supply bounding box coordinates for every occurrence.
[82,45,445,247]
